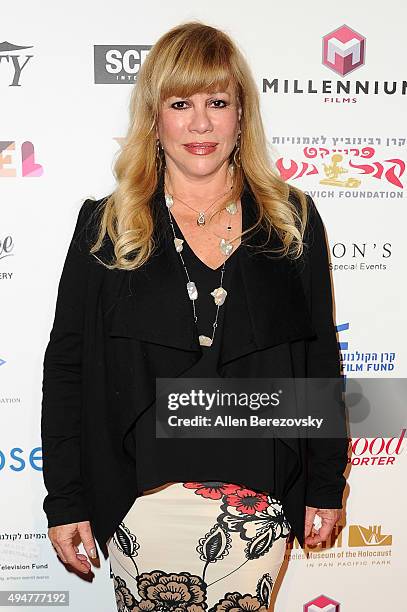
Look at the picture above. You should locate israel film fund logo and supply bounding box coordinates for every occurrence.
[322,25,365,76]
[304,594,340,612]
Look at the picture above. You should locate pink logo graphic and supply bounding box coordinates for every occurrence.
[304,594,340,612]
[0,141,44,177]
[322,24,365,76]
[21,141,43,177]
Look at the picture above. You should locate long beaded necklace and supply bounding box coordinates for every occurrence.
[164,191,239,347]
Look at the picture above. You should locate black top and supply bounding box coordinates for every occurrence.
[128,215,276,495]
[171,214,230,377]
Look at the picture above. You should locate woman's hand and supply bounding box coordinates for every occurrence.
[48,520,98,573]
[304,506,342,546]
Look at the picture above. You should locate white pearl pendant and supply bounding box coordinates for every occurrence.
[220,238,233,256]
[165,194,174,208]
[226,201,238,214]
[174,238,184,252]
[199,335,213,346]
[211,287,227,306]
[187,281,198,300]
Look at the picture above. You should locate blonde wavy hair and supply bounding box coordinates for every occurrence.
[90,20,309,270]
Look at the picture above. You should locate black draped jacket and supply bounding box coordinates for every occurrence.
[41,175,348,558]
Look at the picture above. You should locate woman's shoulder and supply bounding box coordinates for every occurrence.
[287,185,321,244]
[287,184,315,217]
[70,194,112,257]
[78,194,111,226]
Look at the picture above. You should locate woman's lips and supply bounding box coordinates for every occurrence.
[183,143,218,155]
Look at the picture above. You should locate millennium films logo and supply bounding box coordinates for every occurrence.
[0,41,34,86]
[304,595,340,612]
[94,45,152,83]
[322,24,365,76]
[262,23,406,101]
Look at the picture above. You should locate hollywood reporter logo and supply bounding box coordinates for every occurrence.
[349,429,406,466]
[322,24,365,76]
[304,594,340,612]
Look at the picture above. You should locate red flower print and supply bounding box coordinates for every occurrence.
[225,488,269,515]
[183,481,242,500]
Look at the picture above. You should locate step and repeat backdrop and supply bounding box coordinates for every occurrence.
[1,2,406,611]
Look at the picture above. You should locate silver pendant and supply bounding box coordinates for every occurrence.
[199,335,213,346]
[174,237,184,252]
[226,201,238,214]
[187,281,198,300]
[220,238,233,256]
[211,287,227,306]
[165,194,174,209]
[197,211,205,226]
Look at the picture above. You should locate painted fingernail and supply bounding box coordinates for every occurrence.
[90,548,97,558]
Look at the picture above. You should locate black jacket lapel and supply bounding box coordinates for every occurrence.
[98,175,316,367]
[219,182,316,365]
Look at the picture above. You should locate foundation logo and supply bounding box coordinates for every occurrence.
[348,524,392,547]
[304,594,340,611]
[322,25,365,76]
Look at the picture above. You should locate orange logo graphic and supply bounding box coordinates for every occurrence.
[348,524,392,547]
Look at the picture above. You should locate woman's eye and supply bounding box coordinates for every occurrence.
[171,101,189,109]
[170,99,228,110]
[211,99,227,108]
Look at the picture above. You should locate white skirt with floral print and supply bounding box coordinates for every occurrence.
[106,481,290,612]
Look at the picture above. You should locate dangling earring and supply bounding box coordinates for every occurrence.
[156,138,164,172]
[233,132,241,167]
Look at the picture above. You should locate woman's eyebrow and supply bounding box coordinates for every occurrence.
[169,91,230,98]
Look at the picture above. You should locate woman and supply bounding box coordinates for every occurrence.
[41,21,348,610]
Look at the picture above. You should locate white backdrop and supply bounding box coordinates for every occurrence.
[1,1,406,610]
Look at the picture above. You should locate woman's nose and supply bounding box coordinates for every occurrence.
[188,106,213,132]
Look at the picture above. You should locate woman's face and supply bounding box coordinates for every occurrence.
[156,82,242,180]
